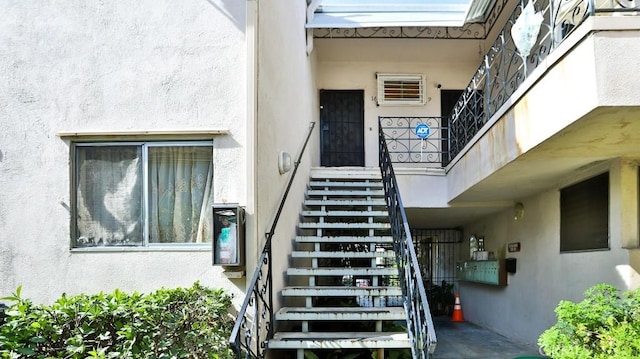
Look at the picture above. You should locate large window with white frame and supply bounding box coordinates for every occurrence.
[72,141,213,248]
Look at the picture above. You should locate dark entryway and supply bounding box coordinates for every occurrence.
[320,90,365,167]
[440,90,463,166]
[413,228,461,316]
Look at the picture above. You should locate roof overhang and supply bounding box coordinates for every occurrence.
[306,0,497,29]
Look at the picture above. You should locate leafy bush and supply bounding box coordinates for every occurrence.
[0,282,235,358]
[425,280,455,316]
[538,283,640,359]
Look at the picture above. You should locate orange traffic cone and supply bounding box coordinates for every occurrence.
[451,293,465,322]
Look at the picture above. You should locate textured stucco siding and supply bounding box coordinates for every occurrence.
[254,0,320,312]
[461,160,638,346]
[0,0,247,305]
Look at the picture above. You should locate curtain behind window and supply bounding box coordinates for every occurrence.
[75,146,143,246]
[148,146,213,243]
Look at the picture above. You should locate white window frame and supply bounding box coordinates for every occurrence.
[376,73,425,106]
[72,140,214,250]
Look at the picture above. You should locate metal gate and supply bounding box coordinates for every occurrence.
[320,90,365,167]
[412,228,462,315]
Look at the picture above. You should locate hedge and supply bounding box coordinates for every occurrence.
[0,282,234,358]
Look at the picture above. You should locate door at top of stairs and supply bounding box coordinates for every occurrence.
[320,90,364,167]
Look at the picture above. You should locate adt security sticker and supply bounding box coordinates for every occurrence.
[415,123,430,139]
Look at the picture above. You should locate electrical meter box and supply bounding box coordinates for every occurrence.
[212,204,245,266]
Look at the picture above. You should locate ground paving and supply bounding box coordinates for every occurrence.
[431,316,544,359]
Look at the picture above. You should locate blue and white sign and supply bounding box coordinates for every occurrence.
[415,123,430,139]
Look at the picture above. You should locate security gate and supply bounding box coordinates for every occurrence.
[412,228,462,316]
[320,90,365,167]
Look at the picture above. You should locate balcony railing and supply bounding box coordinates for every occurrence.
[380,116,449,167]
[449,0,640,163]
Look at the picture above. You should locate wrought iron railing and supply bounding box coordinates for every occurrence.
[449,0,640,163]
[229,122,316,358]
[378,119,437,358]
[379,116,449,166]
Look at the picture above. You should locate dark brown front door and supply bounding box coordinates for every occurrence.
[320,90,365,167]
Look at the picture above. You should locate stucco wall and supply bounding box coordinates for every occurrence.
[459,159,639,346]
[317,58,479,167]
[396,171,449,208]
[0,0,247,306]
[442,26,640,345]
[255,1,319,310]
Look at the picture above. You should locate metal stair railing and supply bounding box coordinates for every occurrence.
[229,122,316,359]
[378,118,437,358]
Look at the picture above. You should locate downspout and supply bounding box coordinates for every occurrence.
[246,0,259,289]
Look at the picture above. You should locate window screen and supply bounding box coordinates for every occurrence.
[560,172,609,252]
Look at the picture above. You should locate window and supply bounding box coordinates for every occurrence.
[377,74,425,106]
[73,142,213,248]
[560,172,609,252]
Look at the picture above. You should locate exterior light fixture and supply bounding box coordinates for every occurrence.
[514,202,525,221]
[278,151,292,174]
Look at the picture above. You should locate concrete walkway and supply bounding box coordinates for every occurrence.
[431,316,544,359]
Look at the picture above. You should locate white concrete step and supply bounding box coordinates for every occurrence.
[276,306,406,321]
[306,190,385,197]
[291,251,395,259]
[309,181,383,188]
[269,332,410,350]
[304,199,387,206]
[269,168,406,354]
[295,236,394,244]
[281,286,402,297]
[287,267,398,276]
[310,167,381,180]
[298,222,390,229]
[301,210,389,217]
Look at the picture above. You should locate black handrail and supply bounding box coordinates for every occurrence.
[378,118,437,358]
[229,122,316,358]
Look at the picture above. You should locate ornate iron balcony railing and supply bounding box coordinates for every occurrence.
[229,122,315,359]
[449,0,640,163]
[378,118,438,358]
[380,116,450,166]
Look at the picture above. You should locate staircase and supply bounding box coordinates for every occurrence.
[269,167,411,358]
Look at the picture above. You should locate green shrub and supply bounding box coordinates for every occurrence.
[538,283,640,359]
[0,282,235,358]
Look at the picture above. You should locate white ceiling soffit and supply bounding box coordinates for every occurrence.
[307,0,475,29]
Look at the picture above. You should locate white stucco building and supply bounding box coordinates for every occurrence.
[1,0,252,308]
[2,0,640,357]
